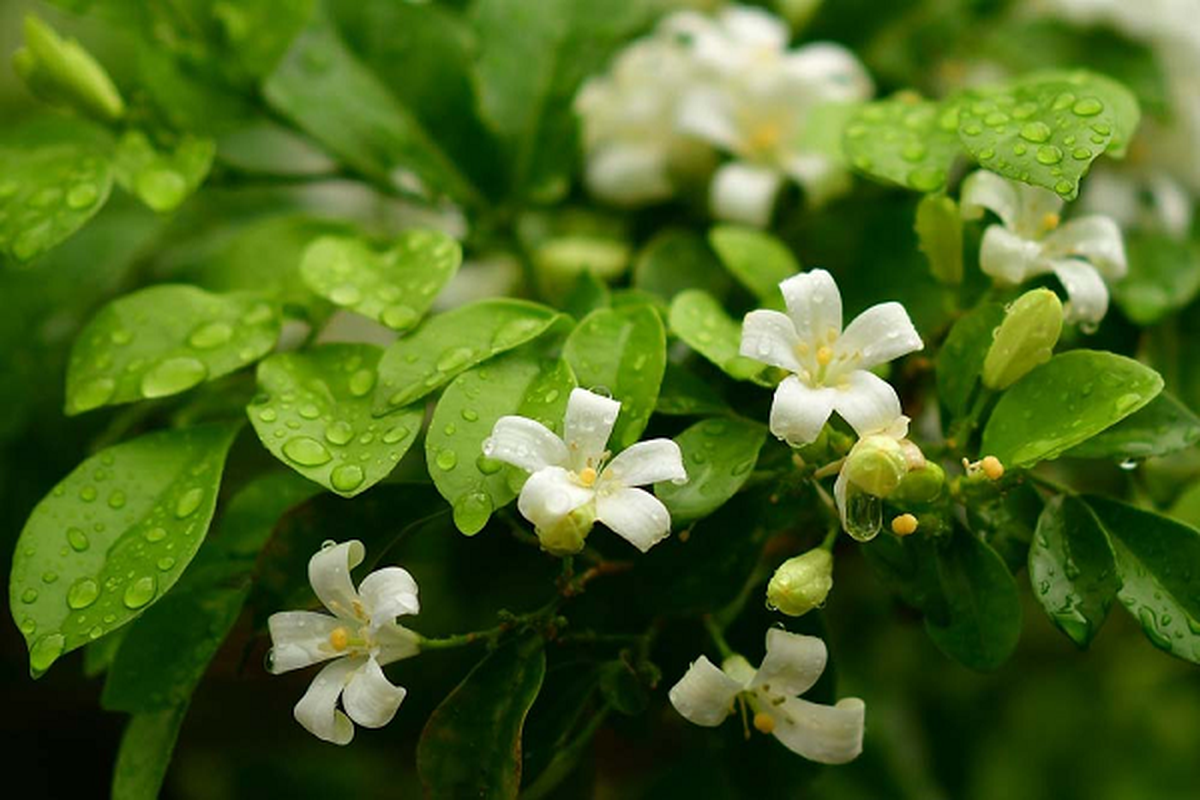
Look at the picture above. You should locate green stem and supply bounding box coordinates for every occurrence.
[951,387,994,451]
[522,703,614,800]
[819,525,840,552]
[703,614,735,660]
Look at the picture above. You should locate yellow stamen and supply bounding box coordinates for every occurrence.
[329,627,350,652]
[980,455,1005,481]
[578,467,598,487]
[816,346,833,366]
[891,513,919,536]
[753,711,776,734]
[1041,212,1061,232]
[747,122,782,155]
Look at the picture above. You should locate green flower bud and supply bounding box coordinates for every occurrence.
[915,193,964,285]
[892,461,946,504]
[842,435,908,498]
[536,502,596,556]
[767,549,834,617]
[13,15,125,123]
[982,288,1063,390]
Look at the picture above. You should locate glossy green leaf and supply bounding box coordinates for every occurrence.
[563,305,666,450]
[844,93,963,192]
[8,423,239,677]
[417,633,546,799]
[113,130,215,213]
[915,193,964,284]
[65,285,281,415]
[937,303,1005,419]
[956,70,1140,200]
[0,117,113,264]
[111,705,187,800]
[981,350,1163,467]
[668,290,766,383]
[861,530,948,622]
[656,362,730,417]
[103,471,321,711]
[1064,392,1200,460]
[374,299,561,414]
[263,9,474,200]
[250,345,421,497]
[1029,495,1119,647]
[299,229,461,331]
[708,224,800,304]
[1087,495,1200,663]
[656,417,767,521]
[925,528,1022,671]
[427,352,575,535]
[1112,232,1200,326]
[634,229,730,303]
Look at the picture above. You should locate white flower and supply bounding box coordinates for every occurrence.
[267,540,420,745]
[482,388,687,554]
[961,170,1128,326]
[1079,165,1192,239]
[575,30,708,206]
[672,6,872,225]
[669,628,865,764]
[739,269,923,447]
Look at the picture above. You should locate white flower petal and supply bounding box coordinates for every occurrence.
[831,370,903,437]
[710,161,783,228]
[293,657,360,745]
[960,170,1020,229]
[357,567,420,627]
[781,153,850,208]
[836,301,923,371]
[834,466,849,529]
[781,43,873,102]
[309,540,365,621]
[374,622,421,666]
[267,611,343,674]
[1044,215,1127,279]
[342,656,407,730]
[1013,181,1066,239]
[769,696,866,764]
[719,5,790,51]
[1050,259,1110,325]
[564,388,621,469]
[676,86,742,151]
[1147,172,1193,238]
[750,629,828,697]
[603,439,687,487]
[596,486,673,552]
[770,375,836,447]
[780,269,843,345]
[517,466,595,532]
[586,144,674,206]
[740,309,803,372]
[979,224,1046,285]
[668,655,745,727]
[483,416,568,474]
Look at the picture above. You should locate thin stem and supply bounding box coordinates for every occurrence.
[522,703,614,800]
[703,615,735,660]
[819,525,840,552]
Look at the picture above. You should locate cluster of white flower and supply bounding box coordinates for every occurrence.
[575,4,873,227]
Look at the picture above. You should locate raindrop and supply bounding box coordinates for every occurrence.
[145,526,167,542]
[66,183,99,209]
[258,407,278,423]
[1019,122,1051,143]
[331,464,365,493]
[123,575,158,609]
[381,305,419,330]
[283,436,333,466]
[67,578,100,609]
[348,369,375,397]
[21,588,38,603]
[67,527,90,552]
[330,284,362,306]
[73,377,116,413]
[436,449,458,471]
[157,556,176,572]
[1036,145,1063,165]
[141,357,207,398]
[325,420,354,446]
[437,347,475,372]
[298,403,321,419]
[453,492,494,533]
[1072,97,1103,116]
[29,634,65,676]
[843,486,882,542]
[188,321,233,350]
[107,490,127,509]
[382,425,410,445]
[175,487,204,518]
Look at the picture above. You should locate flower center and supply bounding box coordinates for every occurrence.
[329,626,351,652]
[752,711,776,734]
[577,466,598,487]
[746,121,783,156]
[1041,212,1060,232]
[816,345,833,366]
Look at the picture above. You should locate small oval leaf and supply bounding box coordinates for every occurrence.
[668,290,766,384]
[708,224,800,304]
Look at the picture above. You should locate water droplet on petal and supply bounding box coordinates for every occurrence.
[67,578,100,609]
[331,464,365,492]
[283,436,333,466]
[123,575,157,609]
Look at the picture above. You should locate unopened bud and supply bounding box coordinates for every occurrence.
[892,461,946,504]
[982,289,1063,390]
[766,549,833,617]
[980,455,1004,480]
[14,15,125,123]
[536,502,596,556]
[842,435,908,498]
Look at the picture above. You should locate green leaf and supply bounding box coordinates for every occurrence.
[1112,232,1200,326]
[111,705,188,800]
[937,303,1005,419]
[925,528,1022,671]
[249,345,421,497]
[65,285,282,415]
[655,362,730,417]
[956,70,1140,200]
[668,290,766,383]
[915,193,964,284]
[0,117,113,264]
[263,9,474,201]
[708,224,800,304]
[1028,495,1119,647]
[427,352,575,535]
[214,0,315,77]
[634,229,731,303]
[8,423,239,677]
[1087,495,1200,663]
[844,93,963,192]
[981,350,1163,467]
[374,299,562,414]
[1064,392,1200,460]
[656,417,767,521]
[113,130,215,214]
[472,0,662,201]
[417,633,547,799]
[563,305,666,449]
[103,471,321,711]
[14,13,125,123]
[299,229,461,332]
[860,530,948,622]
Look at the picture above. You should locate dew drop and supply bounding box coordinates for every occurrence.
[29,633,65,676]
[157,556,176,572]
[453,491,494,533]
[298,403,321,420]
[188,321,233,349]
[348,369,375,397]
[436,449,458,471]
[325,420,354,446]
[67,527,90,552]
[330,284,362,306]
[141,357,207,398]
[283,436,333,466]
[381,304,419,330]
[258,407,278,423]
[1019,121,1051,143]
[843,486,882,542]
[331,464,365,492]
[72,377,116,412]
[66,182,99,209]
[1072,97,1103,116]
[175,487,204,518]
[437,347,475,372]
[145,526,167,542]
[67,578,100,609]
[21,588,38,603]
[107,490,127,509]
[382,425,410,444]
[123,575,158,609]
[1036,145,1063,165]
